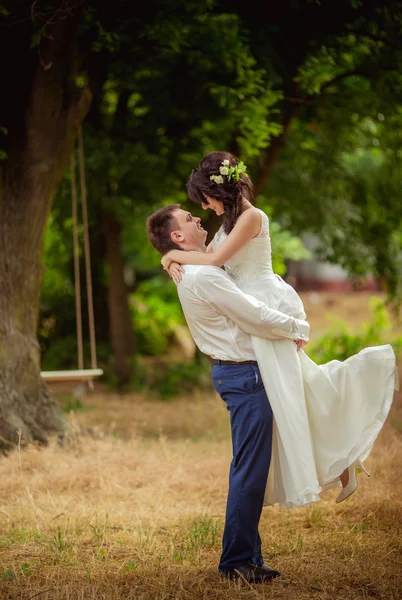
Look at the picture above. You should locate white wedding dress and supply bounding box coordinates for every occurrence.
[214,209,397,508]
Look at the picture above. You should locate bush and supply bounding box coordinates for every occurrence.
[131,276,186,356]
[306,298,402,364]
[40,336,81,371]
[141,356,212,400]
[40,335,112,373]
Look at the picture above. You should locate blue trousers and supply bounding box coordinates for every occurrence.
[212,363,273,572]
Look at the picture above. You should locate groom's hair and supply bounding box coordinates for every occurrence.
[147,204,183,255]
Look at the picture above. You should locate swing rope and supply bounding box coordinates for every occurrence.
[71,149,84,371]
[41,126,102,385]
[77,125,98,370]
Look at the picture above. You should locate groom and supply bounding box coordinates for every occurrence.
[147,205,309,583]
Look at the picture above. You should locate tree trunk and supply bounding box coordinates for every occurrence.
[102,210,135,387]
[254,99,301,196]
[0,10,91,448]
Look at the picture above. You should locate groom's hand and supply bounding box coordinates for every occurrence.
[295,339,308,351]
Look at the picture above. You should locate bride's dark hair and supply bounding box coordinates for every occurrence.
[186,151,254,235]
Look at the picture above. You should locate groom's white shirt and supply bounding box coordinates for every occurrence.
[177,265,310,361]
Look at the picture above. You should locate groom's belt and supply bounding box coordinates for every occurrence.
[212,359,258,366]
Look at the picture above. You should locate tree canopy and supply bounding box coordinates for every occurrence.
[1,0,402,444]
[38,0,402,376]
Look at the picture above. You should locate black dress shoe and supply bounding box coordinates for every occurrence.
[260,563,281,577]
[220,562,280,583]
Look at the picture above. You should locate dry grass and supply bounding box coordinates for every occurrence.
[0,384,401,600]
[1,291,402,599]
[299,291,402,339]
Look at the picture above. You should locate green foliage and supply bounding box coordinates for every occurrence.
[297,34,373,96]
[40,337,78,370]
[40,335,110,372]
[146,356,212,400]
[40,214,77,367]
[42,216,75,304]
[33,0,402,386]
[266,83,402,299]
[306,298,402,364]
[132,277,185,356]
[270,220,312,276]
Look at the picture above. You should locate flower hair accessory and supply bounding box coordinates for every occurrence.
[210,159,248,184]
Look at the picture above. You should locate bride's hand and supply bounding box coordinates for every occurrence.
[161,253,174,271]
[295,339,308,351]
[167,262,184,285]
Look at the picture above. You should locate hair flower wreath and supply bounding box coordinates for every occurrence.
[210,159,248,185]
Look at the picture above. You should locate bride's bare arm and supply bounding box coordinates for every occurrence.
[163,239,215,285]
[162,209,262,269]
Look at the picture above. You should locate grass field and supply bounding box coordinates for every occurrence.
[0,386,401,600]
[1,292,402,599]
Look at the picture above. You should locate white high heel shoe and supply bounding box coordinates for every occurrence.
[335,461,370,504]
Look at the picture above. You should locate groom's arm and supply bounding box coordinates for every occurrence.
[194,266,309,342]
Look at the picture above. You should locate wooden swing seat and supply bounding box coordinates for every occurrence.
[41,369,103,384]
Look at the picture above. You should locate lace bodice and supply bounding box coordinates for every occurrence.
[213,209,274,285]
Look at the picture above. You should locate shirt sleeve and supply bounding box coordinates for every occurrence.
[194,267,310,342]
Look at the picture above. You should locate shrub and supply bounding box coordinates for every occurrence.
[306,298,402,364]
[142,356,212,400]
[131,276,185,356]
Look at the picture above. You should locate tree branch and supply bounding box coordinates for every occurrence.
[68,85,92,127]
[254,98,301,196]
[283,69,370,106]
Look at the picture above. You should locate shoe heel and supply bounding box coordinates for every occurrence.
[336,463,358,504]
[357,461,370,477]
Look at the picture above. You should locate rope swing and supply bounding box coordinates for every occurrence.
[41,125,103,386]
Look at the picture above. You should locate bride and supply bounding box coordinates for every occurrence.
[161,151,398,509]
